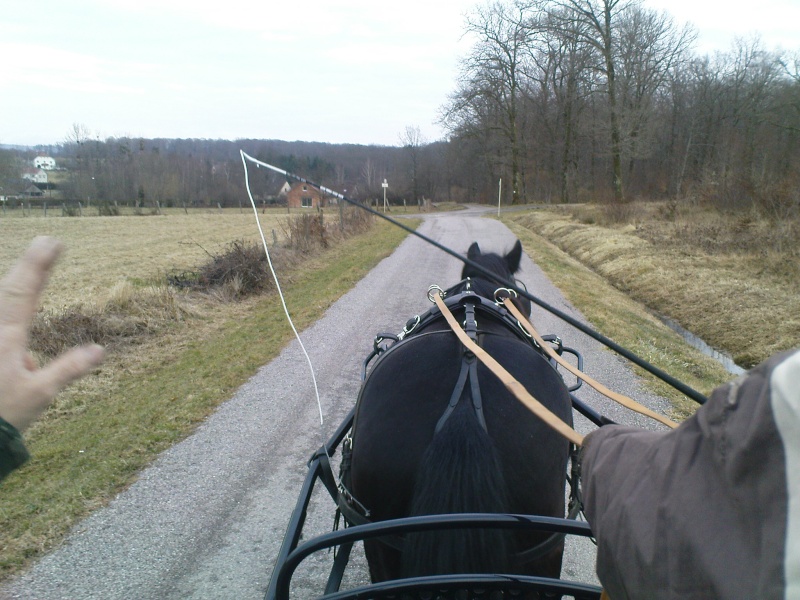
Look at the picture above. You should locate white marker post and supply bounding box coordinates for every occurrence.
[382,179,388,213]
[497,178,502,217]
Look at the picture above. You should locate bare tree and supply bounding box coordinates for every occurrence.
[361,158,378,195]
[525,7,595,202]
[0,150,18,196]
[442,0,538,204]
[547,0,631,202]
[63,123,98,203]
[615,6,696,183]
[400,125,427,204]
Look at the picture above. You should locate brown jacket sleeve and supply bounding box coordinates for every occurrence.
[581,349,800,600]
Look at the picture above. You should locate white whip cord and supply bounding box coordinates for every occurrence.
[239,150,324,425]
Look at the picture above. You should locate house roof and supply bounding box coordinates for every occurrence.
[289,181,323,193]
[273,181,291,195]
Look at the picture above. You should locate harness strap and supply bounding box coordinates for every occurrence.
[433,355,488,434]
[435,357,470,434]
[463,302,478,340]
[434,301,488,434]
[469,358,487,431]
[325,541,353,595]
[433,292,585,446]
[502,298,678,429]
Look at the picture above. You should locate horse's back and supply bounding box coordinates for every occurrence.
[350,329,572,521]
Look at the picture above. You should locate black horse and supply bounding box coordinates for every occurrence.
[347,240,574,582]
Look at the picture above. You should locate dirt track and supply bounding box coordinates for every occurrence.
[0,208,673,599]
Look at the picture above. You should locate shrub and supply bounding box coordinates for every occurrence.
[30,284,184,358]
[167,240,276,298]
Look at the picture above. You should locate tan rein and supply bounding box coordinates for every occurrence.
[433,293,584,446]
[501,298,678,430]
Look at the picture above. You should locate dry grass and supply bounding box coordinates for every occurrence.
[508,203,800,368]
[507,217,729,420]
[0,211,292,310]
[30,283,186,357]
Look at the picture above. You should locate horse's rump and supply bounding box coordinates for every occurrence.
[348,315,573,579]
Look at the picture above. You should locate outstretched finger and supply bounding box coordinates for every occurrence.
[35,344,106,403]
[0,237,63,330]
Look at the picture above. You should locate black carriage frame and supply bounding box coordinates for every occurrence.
[266,413,605,600]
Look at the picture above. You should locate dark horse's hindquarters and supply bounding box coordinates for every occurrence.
[348,241,573,582]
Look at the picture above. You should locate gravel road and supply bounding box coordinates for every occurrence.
[1,207,674,599]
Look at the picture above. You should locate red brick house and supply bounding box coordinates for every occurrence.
[286,182,326,209]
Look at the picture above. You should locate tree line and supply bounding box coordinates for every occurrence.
[442,0,800,218]
[4,126,449,210]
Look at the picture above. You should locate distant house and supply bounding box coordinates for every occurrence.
[21,168,48,184]
[22,184,44,198]
[276,181,291,198]
[286,182,327,209]
[33,156,56,170]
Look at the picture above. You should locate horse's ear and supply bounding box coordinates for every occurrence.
[505,240,523,273]
[467,242,481,260]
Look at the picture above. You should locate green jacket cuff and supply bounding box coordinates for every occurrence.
[0,417,30,481]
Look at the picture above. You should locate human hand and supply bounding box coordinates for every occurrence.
[0,237,105,432]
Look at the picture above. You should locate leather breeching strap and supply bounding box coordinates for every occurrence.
[434,301,488,434]
[433,292,585,447]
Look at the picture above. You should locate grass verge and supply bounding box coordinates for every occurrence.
[0,219,414,579]
[502,215,734,420]
[505,205,798,369]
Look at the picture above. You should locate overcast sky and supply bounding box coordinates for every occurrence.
[2,0,798,148]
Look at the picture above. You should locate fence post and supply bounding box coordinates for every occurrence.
[217,203,222,213]
[78,202,83,217]
[272,229,277,245]
[44,202,47,217]
[156,201,161,215]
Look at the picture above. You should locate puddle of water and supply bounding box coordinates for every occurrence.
[658,315,746,376]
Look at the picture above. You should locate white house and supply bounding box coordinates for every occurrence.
[22,168,48,184]
[33,156,56,170]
